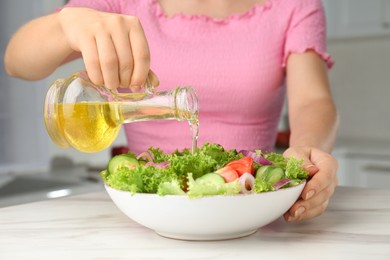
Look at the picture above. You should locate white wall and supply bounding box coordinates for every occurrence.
[0,0,127,173]
[0,0,55,173]
[327,36,390,143]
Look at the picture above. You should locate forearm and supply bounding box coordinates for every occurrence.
[4,13,75,80]
[288,97,338,153]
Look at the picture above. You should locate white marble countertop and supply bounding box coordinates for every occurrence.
[1,186,389,260]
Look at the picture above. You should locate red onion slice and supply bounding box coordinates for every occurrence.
[136,151,155,162]
[155,162,170,168]
[239,150,273,166]
[145,161,170,168]
[273,178,294,190]
[238,172,255,194]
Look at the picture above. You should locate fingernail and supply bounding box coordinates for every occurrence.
[305,190,315,200]
[130,85,141,92]
[305,165,319,174]
[305,164,316,170]
[295,207,305,217]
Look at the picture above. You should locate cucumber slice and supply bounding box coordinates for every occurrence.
[108,154,139,174]
[196,173,225,185]
[266,167,285,185]
[256,166,285,185]
[256,165,271,179]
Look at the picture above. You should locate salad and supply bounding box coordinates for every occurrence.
[100,143,308,198]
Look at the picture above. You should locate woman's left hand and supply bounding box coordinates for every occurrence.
[282,146,338,222]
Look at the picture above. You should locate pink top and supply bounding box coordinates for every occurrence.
[63,0,333,154]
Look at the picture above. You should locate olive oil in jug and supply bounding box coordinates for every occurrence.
[44,71,199,153]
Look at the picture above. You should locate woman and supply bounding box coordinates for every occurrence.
[4,0,339,222]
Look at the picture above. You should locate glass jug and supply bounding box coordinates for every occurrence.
[44,71,199,153]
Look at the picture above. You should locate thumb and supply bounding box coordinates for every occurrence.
[304,164,319,177]
[147,70,160,88]
[283,147,319,177]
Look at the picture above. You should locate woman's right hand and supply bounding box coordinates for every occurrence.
[58,7,158,91]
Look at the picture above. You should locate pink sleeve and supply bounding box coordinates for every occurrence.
[283,0,334,68]
[62,0,122,13]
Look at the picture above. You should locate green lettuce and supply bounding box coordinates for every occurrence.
[101,143,309,197]
[148,143,242,180]
[157,180,186,196]
[285,157,308,180]
[186,173,241,198]
[103,168,143,194]
[254,179,275,193]
[196,143,243,168]
[263,152,287,169]
[104,165,175,194]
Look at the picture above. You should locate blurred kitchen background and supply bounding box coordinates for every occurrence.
[0,0,389,207]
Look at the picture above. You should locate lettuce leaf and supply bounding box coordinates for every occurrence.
[254,179,275,193]
[262,152,308,180]
[285,157,308,180]
[157,180,186,196]
[168,153,217,180]
[104,167,143,194]
[147,143,242,181]
[186,173,241,198]
[105,165,175,194]
[263,152,287,169]
[198,143,243,168]
[102,143,308,197]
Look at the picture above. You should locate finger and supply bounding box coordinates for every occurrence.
[148,70,160,88]
[111,28,134,88]
[142,70,159,93]
[284,147,335,200]
[284,199,329,222]
[285,182,334,219]
[301,151,338,201]
[128,17,150,90]
[96,32,120,90]
[283,147,318,175]
[80,37,104,86]
[306,165,319,177]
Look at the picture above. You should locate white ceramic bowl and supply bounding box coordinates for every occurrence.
[105,181,305,241]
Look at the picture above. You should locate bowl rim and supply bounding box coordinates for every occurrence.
[104,180,306,199]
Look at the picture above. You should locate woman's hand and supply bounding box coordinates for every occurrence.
[282,146,338,222]
[58,7,158,91]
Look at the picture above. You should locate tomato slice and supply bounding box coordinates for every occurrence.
[226,157,254,176]
[216,166,239,183]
